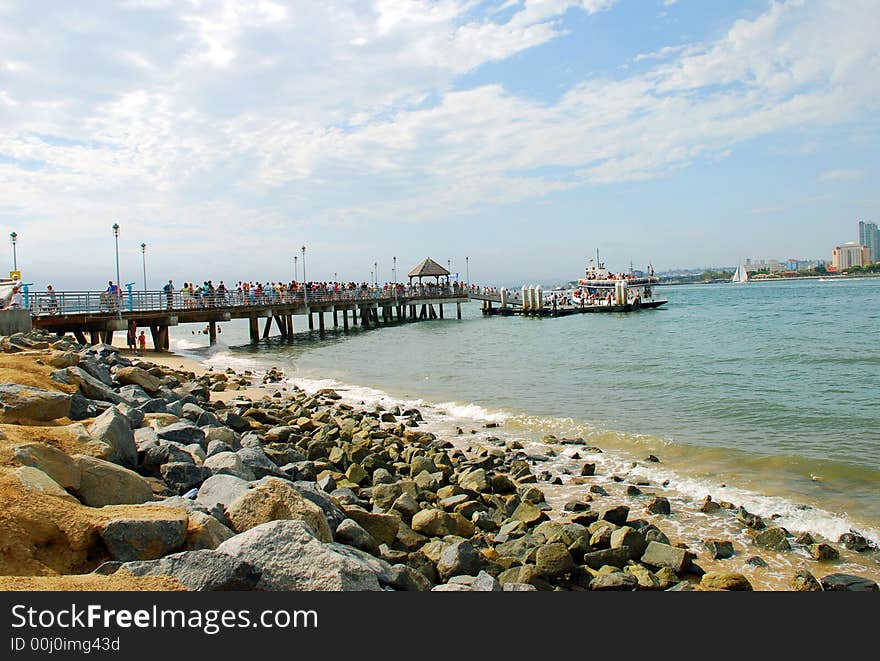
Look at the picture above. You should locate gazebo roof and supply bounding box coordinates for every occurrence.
[408,257,449,278]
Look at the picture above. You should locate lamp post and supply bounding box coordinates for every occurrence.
[112,224,120,291]
[140,243,147,293]
[294,255,298,282]
[374,261,378,286]
[393,256,397,285]
[301,245,307,304]
[10,232,17,273]
[334,272,337,283]
[466,256,469,287]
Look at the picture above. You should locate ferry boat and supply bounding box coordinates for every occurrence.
[568,253,667,310]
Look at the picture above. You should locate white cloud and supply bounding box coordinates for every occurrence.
[0,0,877,283]
[818,168,864,182]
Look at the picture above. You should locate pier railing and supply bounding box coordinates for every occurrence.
[23,284,469,318]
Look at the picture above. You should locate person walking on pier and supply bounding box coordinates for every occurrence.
[163,279,174,309]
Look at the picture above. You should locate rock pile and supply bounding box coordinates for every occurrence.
[1,328,878,592]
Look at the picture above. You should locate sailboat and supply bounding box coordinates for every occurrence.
[731,261,749,284]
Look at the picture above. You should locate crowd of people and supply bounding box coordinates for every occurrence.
[156,279,468,309]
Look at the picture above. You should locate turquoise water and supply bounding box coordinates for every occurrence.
[172,277,880,553]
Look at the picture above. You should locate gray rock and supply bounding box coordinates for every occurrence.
[78,355,112,385]
[100,516,188,562]
[160,462,212,494]
[115,402,145,429]
[838,532,875,553]
[137,398,168,414]
[536,542,574,577]
[140,443,194,477]
[215,520,383,590]
[237,447,284,479]
[808,543,840,561]
[68,392,99,420]
[119,384,152,405]
[471,570,502,591]
[386,564,432,591]
[195,474,252,524]
[65,366,124,404]
[0,383,72,423]
[88,406,137,469]
[589,572,639,591]
[74,455,154,507]
[819,574,878,591]
[157,421,206,447]
[203,451,256,481]
[206,440,233,457]
[220,411,250,433]
[120,549,261,590]
[502,582,538,591]
[336,518,380,555]
[437,540,483,581]
[640,541,691,573]
[13,466,78,502]
[183,510,236,551]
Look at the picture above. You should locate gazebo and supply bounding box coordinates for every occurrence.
[408,257,450,286]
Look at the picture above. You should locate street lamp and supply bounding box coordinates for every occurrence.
[301,245,307,304]
[112,224,120,292]
[140,243,147,292]
[10,232,17,273]
[334,272,337,283]
[466,256,470,286]
[393,256,397,285]
[374,261,378,286]
[294,255,298,282]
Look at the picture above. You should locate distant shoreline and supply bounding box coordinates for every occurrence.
[655,273,880,286]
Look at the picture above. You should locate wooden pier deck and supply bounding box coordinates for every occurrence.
[23,287,469,351]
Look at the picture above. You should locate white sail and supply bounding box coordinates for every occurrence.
[731,263,749,283]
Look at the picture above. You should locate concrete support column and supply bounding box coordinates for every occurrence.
[308,311,314,330]
[439,304,444,319]
[343,308,349,331]
[209,321,218,345]
[263,316,273,339]
[318,310,325,333]
[457,302,462,319]
[249,317,259,343]
[333,308,339,327]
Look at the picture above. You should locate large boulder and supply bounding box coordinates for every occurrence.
[535,543,574,577]
[705,540,735,560]
[13,442,81,490]
[194,474,251,524]
[237,447,284,479]
[819,574,878,591]
[215,520,383,591]
[640,541,691,573]
[600,505,630,526]
[118,549,261,590]
[64,366,124,404]
[335,519,379,555]
[582,547,631,570]
[700,573,753,591]
[14,466,78,503]
[589,572,639,591]
[792,570,822,591]
[156,421,206,447]
[74,455,154,506]
[203,452,256,481]
[225,477,332,541]
[0,383,72,423]
[115,367,163,395]
[100,513,188,562]
[160,462,212,494]
[610,526,647,559]
[88,406,137,469]
[437,540,483,581]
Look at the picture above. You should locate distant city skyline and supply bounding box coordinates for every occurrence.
[1,1,878,289]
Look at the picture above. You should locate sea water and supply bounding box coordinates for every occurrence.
[171,277,880,587]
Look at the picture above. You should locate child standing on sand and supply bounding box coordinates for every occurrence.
[137,331,146,355]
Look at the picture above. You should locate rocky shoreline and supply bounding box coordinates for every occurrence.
[0,328,877,591]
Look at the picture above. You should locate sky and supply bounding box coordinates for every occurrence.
[1,0,878,289]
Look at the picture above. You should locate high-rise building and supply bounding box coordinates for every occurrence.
[832,242,870,270]
[859,220,879,263]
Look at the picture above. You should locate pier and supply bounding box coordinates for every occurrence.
[22,286,469,351]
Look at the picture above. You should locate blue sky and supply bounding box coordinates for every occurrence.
[0,0,877,289]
